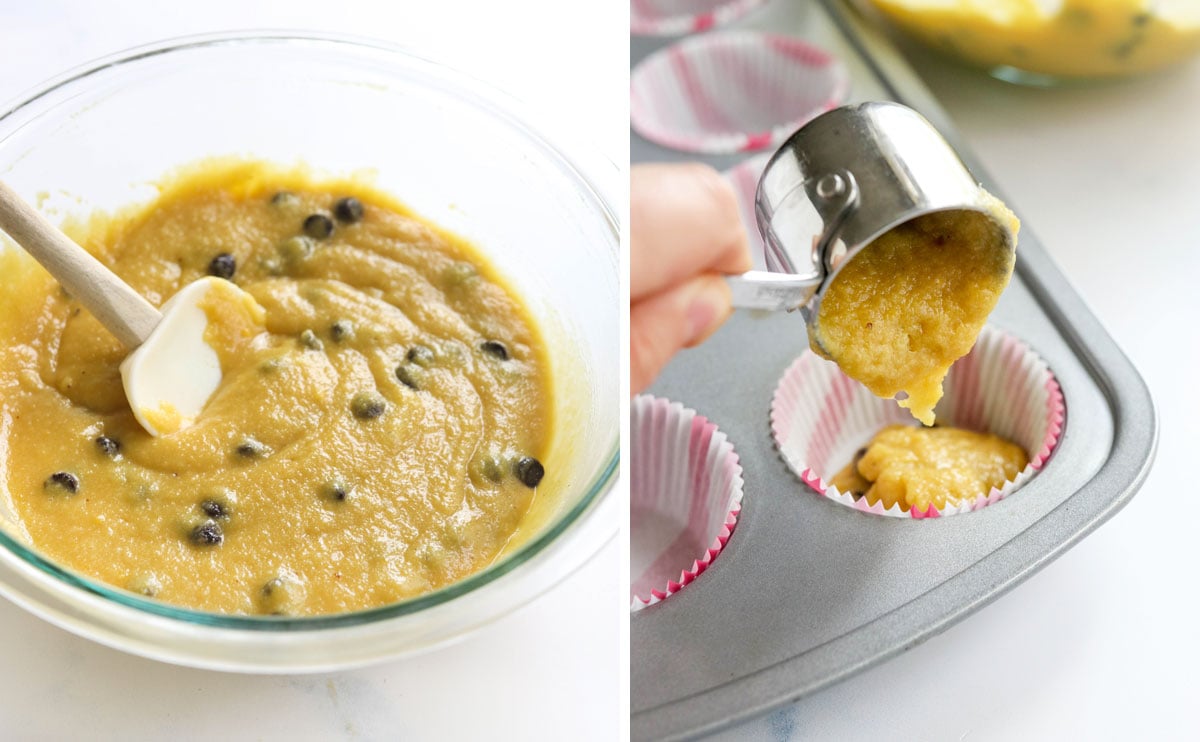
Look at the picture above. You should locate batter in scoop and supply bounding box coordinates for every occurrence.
[811,195,1018,425]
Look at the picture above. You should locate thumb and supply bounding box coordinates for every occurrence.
[630,273,732,396]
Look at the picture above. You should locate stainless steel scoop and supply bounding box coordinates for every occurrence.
[727,101,1016,323]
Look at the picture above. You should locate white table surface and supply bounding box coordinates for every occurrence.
[713,25,1200,742]
[0,2,624,740]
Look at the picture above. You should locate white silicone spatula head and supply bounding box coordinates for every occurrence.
[0,180,263,437]
[119,276,263,436]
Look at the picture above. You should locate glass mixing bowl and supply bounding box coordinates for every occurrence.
[0,32,620,671]
[860,0,1200,83]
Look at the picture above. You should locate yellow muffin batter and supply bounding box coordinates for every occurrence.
[869,0,1200,79]
[831,424,1028,512]
[812,198,1018,426]
[0,162,554,615]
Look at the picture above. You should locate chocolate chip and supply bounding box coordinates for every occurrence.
[351,392,386,420]
[330,320,355,342]
[200,499,229,519]
[514,457,544,488]
[95,435,121,458]
[395,364,425,391]
[303,213,334,239]
[334,197,364,223]
[482,455,504,483]
[480,340,509,360]
[324,480,351,502]
[278,235,315,263]
[45,471,79,494]
[207,253,236,280]
[406,345,435,367]
[299,329,324,351]
[236,438,270,458]
[191,521,223,546]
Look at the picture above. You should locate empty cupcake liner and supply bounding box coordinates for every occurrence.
[631,395,744,611]
[631,31,849,154]
[770,325,1065,518]
[722,152,772,270]
[631,0,768,36]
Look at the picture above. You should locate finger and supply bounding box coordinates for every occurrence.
[630,273,732,395]
[631,162,752,300]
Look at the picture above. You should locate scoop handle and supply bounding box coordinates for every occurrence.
[725,270,820,312]
[0,180,160,347]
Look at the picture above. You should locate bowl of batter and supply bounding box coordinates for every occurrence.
[0,33,619,670]
[859,0,1200,83]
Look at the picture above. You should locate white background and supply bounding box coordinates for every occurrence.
[714,23,1200,742]
[0,2,624,740]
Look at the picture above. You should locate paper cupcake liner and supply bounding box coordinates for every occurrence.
[770,325,1065,518]
[631,0,768,36]
[630,395,744,611]
[630,31,849,154]
[722,152,772,270]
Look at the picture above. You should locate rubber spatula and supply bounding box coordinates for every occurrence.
[0,180,264,436]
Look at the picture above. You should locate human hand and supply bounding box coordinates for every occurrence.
[630,162,752,395]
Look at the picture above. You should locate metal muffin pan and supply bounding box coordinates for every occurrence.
[630,2,1158,740]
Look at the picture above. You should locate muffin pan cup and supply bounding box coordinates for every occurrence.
[630,30,849,154]
[630,0,768,37]
[630,395,744,611]
[770,325,1065,518]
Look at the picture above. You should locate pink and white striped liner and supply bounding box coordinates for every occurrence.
[631,0,768,36]
[770,325,1065,518]
[631,31,849,154]
[722,152,772,270]
[630,395,744,611]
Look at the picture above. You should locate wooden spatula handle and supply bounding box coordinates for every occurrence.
[0,180,160,347]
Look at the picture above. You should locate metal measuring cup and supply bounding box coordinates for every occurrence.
[726,101,1016,324]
